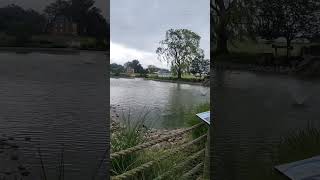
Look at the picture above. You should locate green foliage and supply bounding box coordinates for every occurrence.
[190,50,210,78]
[147,65,160,74]
[124,60,146,75]
[111,107,207,179]
[255,0,320,42]
[44,0,72,20]
[186,103,210,139]
[111,63,125,76]
[211,0,257,54]
[44,0,107,38]
[146,76,205,83]
[0,5,46,46]
[156,29,204,79]
[111,110,150,175]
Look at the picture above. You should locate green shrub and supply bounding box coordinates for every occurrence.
[111,110,151,176]
[186,103,210,139]
[111,107,207,179]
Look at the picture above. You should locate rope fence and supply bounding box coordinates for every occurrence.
[111,121,208,180]
[111,134,207,180]
[153,148,205,180]
[180,162,204,180]
[110,123,204,160]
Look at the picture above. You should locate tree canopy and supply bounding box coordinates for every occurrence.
[147,65,160,74]
[124,60,145,74]
[255,0,320,57]
[211,0,256,55]
[190,50,210,78]
[0,5,46,44]
[110,63,125,75]
[156,29,204,79]
[44,0,107,38]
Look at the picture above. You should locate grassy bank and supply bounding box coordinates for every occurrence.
[110,73,209,86]
[185,102,210,139]
[0,34,107,51]
[111,103,209,179]
[145,76,205,83]
[244,127,320,180]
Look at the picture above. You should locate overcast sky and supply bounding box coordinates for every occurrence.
[110,0,210,69]
[0,0,108,18]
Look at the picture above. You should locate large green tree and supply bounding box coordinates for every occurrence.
[44,0,107,38]
[211,0,256,55]
[255,0,320,57]
[156,29,203,79]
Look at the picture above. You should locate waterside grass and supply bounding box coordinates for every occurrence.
[111,105,208,179]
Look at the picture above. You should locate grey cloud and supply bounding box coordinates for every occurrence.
[110,0,210,58]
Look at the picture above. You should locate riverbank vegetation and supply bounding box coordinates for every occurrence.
[111,59,209,85]
[0,0,108,50]
[111,29,210,83]
[212,0,320,72]
[244,127,320,180]
[111,103,209,179]
[186,103,210,139]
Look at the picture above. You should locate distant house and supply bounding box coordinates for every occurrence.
[47,15,78,35]
[126,67,135,76]
[156,69,171,77]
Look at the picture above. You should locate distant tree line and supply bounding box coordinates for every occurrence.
[111,29,210,79]
[111,60,160,76]
[0,0,108,44]
[0,5,47,44]
[212,0,320,56]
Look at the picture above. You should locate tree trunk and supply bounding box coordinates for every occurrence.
[214,0,229,55]
[216,18,228,55]
[286,39,291,58]
[177,68,182,79]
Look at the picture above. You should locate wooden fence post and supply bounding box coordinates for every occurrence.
[203,130,210,179]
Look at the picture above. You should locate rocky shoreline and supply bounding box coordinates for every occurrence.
[111,104,188,150]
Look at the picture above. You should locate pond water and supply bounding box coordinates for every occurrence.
[0,51,108,180]
[213,70,320,179]
[110,78,210,129]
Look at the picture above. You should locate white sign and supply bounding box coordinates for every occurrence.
[196,111,210,125]
[275,155,320,179]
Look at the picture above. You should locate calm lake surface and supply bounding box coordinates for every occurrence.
[0,51,108,180]
[213,70,320,179]
[110,78,210,129]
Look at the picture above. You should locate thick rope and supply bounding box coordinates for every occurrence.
[111,123,204,159]
[111,134,207,180]
[153,148,205,180]
[180,162,204,180]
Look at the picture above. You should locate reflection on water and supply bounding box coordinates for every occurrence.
[213,70,320,179]
[0,52,108,180]
[110,78,210,129]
